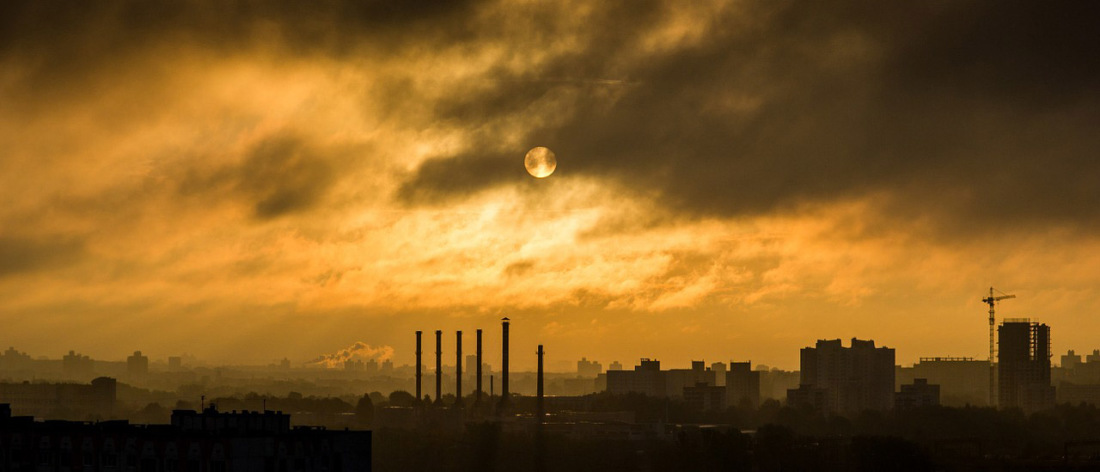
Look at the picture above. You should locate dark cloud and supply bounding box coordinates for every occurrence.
[397,151,525,204]
[0,0,479,113]
[403,0,1100,234]
[4,0,1098,235]
[177,135,343,219]
[0,235,86,277]
[237,137,338,219]
[0,0,478,59]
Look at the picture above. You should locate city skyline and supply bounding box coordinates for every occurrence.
[2,1,1099,371]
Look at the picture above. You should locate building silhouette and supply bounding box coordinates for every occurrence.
[710,362,727,386]
[896,357,989,406]
[0,404,371,472]
[683,383,726,411]
[606,359,723,399]
[0,347,33,371]
[998,319,1054,411]
[664,361,715,398]
[896,378,940,409]
[576,357,602,378]
[726,361,761,408]
[1054,349,1100,405]
[126,351,148,377]
[0,377,116,420]
[788,338,894,414]
[62,351,94,377]
[606,359,666,397]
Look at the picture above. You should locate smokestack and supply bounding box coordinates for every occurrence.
[501,318,510,403]
[476,329,483,404]
[536,344,546,472]
[537,344,544,424]
[455,330,463,406]
[415,331,422,403]
[435,330,442,404]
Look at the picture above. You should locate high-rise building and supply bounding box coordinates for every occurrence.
[1087,350,1100,364]
[1062,350,1082,370]
[62,351,94,377]
[998,319,1054,411]
[664,361,715,398]
[710,362,727,387]
[577,357,603,378]
[789,338,894,414]
[126,351,148,376]
[727,361,761,407]
[606,359,666,397]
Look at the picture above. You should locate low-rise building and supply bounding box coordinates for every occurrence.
[896,378,941,409]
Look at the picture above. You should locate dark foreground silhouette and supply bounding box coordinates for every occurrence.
[372,394,1100,472]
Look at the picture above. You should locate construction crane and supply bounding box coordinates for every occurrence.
[982,286,1015,407]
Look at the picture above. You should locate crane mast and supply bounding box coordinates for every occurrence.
[982,286,1016,407]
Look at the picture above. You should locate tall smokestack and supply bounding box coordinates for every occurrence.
[415,331,422,403]
[537,344,544,424]
[455,330,463,406]
[501,318,510,403]
[435,330,442,404]
[476,329,483,404]
[536,344,546,472]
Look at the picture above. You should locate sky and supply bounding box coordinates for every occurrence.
[1,0,1098,371]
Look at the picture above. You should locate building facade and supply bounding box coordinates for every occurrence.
[789,338,894,414]
[998,319,1054,411]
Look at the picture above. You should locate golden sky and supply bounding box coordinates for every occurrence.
[2,0,1099,371]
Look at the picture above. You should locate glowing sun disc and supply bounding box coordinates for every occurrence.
[524,147,557,178]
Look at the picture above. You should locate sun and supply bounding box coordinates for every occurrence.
[524,147,557,178]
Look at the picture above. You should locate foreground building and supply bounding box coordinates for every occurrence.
[0,404,371,472]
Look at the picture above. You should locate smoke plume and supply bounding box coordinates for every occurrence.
[307,342,394,369]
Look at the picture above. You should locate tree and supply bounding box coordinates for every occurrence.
[355,394,374,428]
[388,390,416,407]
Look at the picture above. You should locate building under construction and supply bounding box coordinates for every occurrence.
[998,318,1054,411]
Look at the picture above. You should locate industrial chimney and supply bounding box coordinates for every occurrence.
[476,329,483,404]
[537,344,544,424]
[435,330,442,404]
[455,330,463,406]
[415,331,422,403]
[501,318,510,403]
